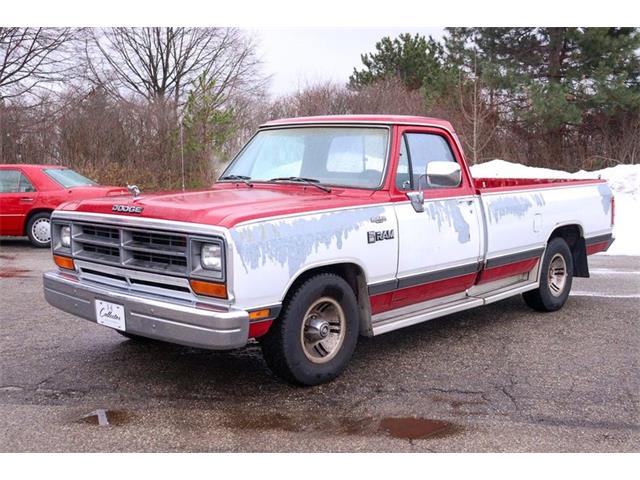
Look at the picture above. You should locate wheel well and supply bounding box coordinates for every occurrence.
[23,208,53,236]
[282,263,373,337]
[548,224,589,278]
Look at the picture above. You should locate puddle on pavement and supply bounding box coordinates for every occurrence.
[224,413,455,441]
[77,409,131,427]
[0,268,31,278]
[378,417,451,440]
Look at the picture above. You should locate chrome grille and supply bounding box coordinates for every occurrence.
[82,243,120,259]
[129,231,187,251]
[71,222,190,276]
[81,225,119,241]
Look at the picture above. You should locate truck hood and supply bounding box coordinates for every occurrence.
[56,184,383,228]
[69,186,129,196]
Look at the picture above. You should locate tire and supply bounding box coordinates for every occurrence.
[260,273,360,386]
[26,212,52,248]
[523,237,574,312]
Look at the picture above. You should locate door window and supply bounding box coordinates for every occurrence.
[395,136,412,190]
[0,170,36,193]
[396,133,457,190]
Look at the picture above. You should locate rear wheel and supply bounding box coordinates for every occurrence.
[260,273,359,386]
[523,237,573,312]
[26,212,51,248]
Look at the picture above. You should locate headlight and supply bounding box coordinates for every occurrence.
[201,243,222,270]
[60,225,71,247]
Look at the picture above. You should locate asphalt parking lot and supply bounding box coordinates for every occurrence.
[0,238,638,452]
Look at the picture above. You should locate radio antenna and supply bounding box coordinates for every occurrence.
[180,115,186,192]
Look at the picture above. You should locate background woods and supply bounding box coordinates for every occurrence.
[1,27,638,190]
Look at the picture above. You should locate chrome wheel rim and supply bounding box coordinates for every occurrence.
[32,218,51,244]
[548,253,567,297]
[300,297,346,364]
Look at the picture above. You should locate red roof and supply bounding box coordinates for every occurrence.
[261,114,454,131]
[0,164,65,170]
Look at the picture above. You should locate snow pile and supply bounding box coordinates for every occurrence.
[470,160,640,256]
[471,159,576,179]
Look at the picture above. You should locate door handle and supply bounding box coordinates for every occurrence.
[19,197,34,203]
[457,199,474,206]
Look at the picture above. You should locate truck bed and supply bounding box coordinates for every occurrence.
[474,177,603,192]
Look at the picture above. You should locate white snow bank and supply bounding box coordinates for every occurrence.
[470,160,640,256]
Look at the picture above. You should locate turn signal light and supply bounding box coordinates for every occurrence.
[189,279,228,299]
[248,309,270,321]
[53,255,75,270]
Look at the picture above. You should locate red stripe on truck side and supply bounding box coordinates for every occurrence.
[475,257,539,284]
[586,241,610,255]
[370,273,477,315]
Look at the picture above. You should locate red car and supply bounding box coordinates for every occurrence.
[0,164,127,247]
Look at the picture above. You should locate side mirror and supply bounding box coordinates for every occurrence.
[407,191,424,213]
[426,161,461,188]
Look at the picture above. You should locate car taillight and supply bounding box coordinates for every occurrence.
[611,195,615,226]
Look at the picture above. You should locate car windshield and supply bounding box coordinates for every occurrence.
[44,168,97,188]
[221,127,389,189]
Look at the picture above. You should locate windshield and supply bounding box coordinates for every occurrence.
[44,168,97,188]
[221,127,389,189]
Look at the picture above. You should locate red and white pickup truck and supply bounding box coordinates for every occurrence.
[43,115,614,385]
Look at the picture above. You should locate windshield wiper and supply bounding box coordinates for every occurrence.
[267,176,331,193]
[219,174,253,186]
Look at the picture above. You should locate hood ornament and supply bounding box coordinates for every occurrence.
[127,184,141,198]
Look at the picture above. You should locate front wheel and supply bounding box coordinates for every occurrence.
[26,212,52,248]
[523,237,574,312]
[260,273,360,386]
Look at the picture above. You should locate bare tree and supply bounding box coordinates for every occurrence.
[457,51,497,164]
[0,28,76,100]
[85,28,263,106]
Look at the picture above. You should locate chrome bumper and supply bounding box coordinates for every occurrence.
[43,270,249,350]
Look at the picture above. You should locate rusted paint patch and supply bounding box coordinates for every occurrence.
[231,207,385,276]
[597,183,612,215]
[532,193,545,207]
[425,199,471,243]
[486,193,544,224]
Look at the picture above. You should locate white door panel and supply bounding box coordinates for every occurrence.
[395,196,482,279]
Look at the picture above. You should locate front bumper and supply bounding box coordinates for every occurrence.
[43,270,249,350]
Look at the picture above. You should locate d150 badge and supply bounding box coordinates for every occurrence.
[367,229,395,244]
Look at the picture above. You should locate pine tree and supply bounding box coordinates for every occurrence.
[445,28,640,164]
[348,33,450,97]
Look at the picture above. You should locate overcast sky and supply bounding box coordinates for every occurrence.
[252,28,445,97]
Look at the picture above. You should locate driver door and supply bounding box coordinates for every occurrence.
[391,127,482,308]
